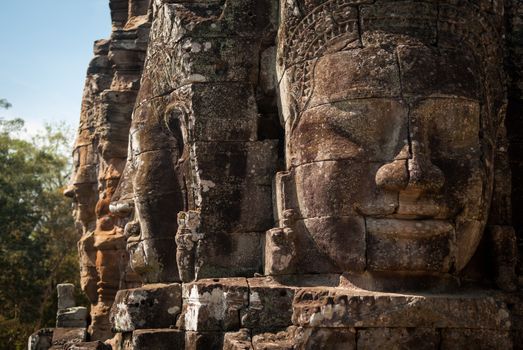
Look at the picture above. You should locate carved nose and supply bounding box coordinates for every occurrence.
[406,141,444,193]
[375,141,444,193]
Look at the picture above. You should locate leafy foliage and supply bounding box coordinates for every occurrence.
[0,103,83,349]
[0,98,12,109]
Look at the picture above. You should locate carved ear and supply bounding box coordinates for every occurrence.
[273,171,297,227]
[164,107,187,159]
[110,140,135,216]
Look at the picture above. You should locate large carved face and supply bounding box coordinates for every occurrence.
[277,0,504,276]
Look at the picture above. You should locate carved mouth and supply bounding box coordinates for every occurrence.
[109,199,134,216]
[126,234,141,245]
[366,218,454,239]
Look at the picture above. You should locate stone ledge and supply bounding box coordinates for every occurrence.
[292,288,511,330]
[110,283,182,332]
[124,329,185,350]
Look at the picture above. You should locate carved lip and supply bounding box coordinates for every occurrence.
[126,233,142,245]
[356,197,452,219]
[109,199,134,216]
[366,218,454,239]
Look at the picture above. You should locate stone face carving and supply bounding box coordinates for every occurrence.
[269,0,509,286]
[109,0,279,284]
[65,0,151,340]
[61,0,523,348]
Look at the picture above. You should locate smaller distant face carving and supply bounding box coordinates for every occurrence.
[65,143,98,233]
[113,101,187,283]
[287,44,494,273]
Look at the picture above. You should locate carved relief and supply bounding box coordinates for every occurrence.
[271,0,511,288]
[62,0,523,348]
[110,0,279,284]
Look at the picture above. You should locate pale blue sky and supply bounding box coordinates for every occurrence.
[0,0,111,135]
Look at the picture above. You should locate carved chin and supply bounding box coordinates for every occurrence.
[127,239,161,282]
[127,236,180,283]
[302,216,366,273]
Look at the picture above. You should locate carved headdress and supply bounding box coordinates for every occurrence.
[277,0,506,135]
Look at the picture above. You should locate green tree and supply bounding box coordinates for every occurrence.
[0,98,12,109]
[0,102,82,349]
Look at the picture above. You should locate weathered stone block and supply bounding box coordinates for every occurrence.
[253,326,355,350]
[56,307,88,328]
[398,45,479,99]
[198,181,273,234]
[305,47,401,107]
[182,83,259,142]
[110,283,182,332]
[144,1,270,97]
[171,37,260,84]
[360,1,437,46]
[185,331,224,350]
[93,39,110,55]
[67,342,112,350]
[195,140,278,233]
[241,278,296,330]
[28,328,53,350]
[130,329,185,350]
[292,161,398,219]
[264,221,339,276]
[224,329,253,350]
[252,328,295,350]
[357,328,439,350]
[440,329,512,350]
[366,218,453,272]
[488,225,518,291]
[301,216,366,272]
[291,99,408,165]
[51,328,88,347]
[132,150,182,199]
[292,289,511,330]
[297,327,356,350]
[194,141,277,186]
[127,238,179,283]
[56,283,76,310]
[87,55,111,74]
[196,232,263,279]
[181,278,249,332]
[252,326,356,350]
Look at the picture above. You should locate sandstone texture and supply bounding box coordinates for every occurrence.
[110,283,182,332]
[64,0,150,341]
[42,0,523,349]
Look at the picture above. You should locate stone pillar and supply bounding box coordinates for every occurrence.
[50,284,89,349]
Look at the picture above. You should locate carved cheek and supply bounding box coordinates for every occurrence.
[411,98,485,220]
[439,158,487,221]
[294,161,387,219]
